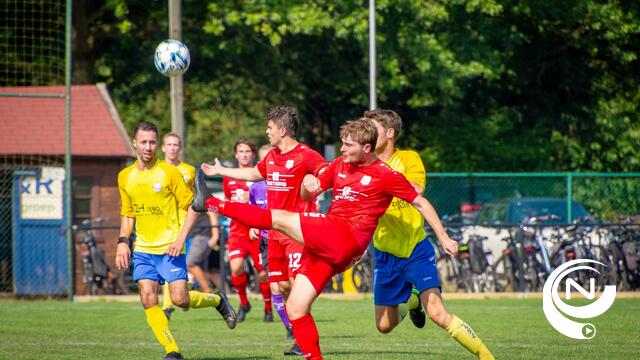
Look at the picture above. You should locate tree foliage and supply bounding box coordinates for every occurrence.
[70,0,640,170]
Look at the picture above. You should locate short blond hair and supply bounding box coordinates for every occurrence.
[162,132,182,146]
[339,118,378,149]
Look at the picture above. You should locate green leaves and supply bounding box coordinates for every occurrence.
[72,0,640,171]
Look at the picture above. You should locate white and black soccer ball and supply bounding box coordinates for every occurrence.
[154,39,191,77]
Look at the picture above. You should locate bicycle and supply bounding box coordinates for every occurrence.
[351,247,373,293]
[73,218,114,295]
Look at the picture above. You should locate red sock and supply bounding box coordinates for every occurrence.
[260,281,272,312]
[290,314,322,359]
[231,273,249,307]
[206,197,272,229]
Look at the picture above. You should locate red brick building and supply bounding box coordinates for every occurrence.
[0,84,133,295]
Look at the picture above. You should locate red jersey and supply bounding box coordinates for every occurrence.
[223,176,253,240]
[317,158,419,250]
[256,143,327,241]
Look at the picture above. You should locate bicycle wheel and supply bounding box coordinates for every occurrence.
[458,260,474,293]
[352,263,373,293]
[436,256,457,292]
[493,254,515,292]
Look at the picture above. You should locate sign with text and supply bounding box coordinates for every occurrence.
[20,167,65,220]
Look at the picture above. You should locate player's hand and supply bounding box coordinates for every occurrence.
[208,233,219,251]
[441,236,458,256]
[303,174,322,193]
[115,243,131,270]
[249,228,260,241]
[201,158,223,176]
[166,238,185,257]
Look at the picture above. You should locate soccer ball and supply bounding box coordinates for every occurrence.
[154,39,191,77]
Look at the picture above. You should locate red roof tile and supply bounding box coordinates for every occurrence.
[0,84,133,157]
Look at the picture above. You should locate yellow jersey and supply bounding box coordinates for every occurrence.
[175,161,196,190]
[373,149,426,258]
[174,161,196,224]
[118,159,194,254]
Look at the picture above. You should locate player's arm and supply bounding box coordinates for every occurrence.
[412,195,458,256]
[207,212,220,250]
[301,160,335,201]
[116,171,134,269]
[166,168,195,256]
[201,158,263,181]
[116,216,134,270]
[301,174,323,201]
[167,207,199,257]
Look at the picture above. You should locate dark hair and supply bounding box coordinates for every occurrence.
[234,139,257,154]
[134,121,158,138]
[364,109,402,140]
[265,106,298,137]
[339,117,378,149]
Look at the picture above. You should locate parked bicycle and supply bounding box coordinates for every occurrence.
[351,247,373,293]
[607,220,640,290]
[73,218,114,295]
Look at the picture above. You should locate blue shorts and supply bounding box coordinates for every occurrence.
[373,238,441,306]
[132,252,188,284]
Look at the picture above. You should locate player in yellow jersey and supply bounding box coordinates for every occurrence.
[367,110,494,360]
[160,132,220,319]
[115,121,236,360]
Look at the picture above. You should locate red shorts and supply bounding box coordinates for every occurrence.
[268,234,304,282]
[297,212,364,294]
[227,235,265,272]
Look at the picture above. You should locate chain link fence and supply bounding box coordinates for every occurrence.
[426,173,640,224]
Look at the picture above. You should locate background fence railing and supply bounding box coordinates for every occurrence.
[426,173,640,224]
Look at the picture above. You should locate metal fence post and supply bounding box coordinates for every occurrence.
[566,173,573,223]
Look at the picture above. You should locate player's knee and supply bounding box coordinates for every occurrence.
[426,304,448,328]
[278,281,291,295]
[139,289,157,307]
[285,300,307,320]
[376,322,394,334]
[172,295,190,309]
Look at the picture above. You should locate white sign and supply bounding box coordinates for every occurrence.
[20,169,65,220]
[542,259,616,339]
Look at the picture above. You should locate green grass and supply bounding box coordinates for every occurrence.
[1,297,639,359]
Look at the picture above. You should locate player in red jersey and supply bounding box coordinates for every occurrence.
[195,118,461,359]
[201,106,327,355]
[223,139,272,322]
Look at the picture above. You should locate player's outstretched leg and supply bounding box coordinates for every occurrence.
[422,289,494,360]
[188,290,237,329]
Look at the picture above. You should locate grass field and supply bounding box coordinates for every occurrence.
[1,295,639,359]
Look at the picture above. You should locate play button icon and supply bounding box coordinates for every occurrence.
[582,324,596,339]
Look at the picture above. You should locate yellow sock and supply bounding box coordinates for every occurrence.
[144,305,179,354]
[189,290,221,309]
[398,303,409,321]
[162,283,173,310]
[407,290,420,310]
[446,315,494,360]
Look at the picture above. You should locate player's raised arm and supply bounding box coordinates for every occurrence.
[301,174,323,201]
[201,158,263,181]
[411,195,458,256]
